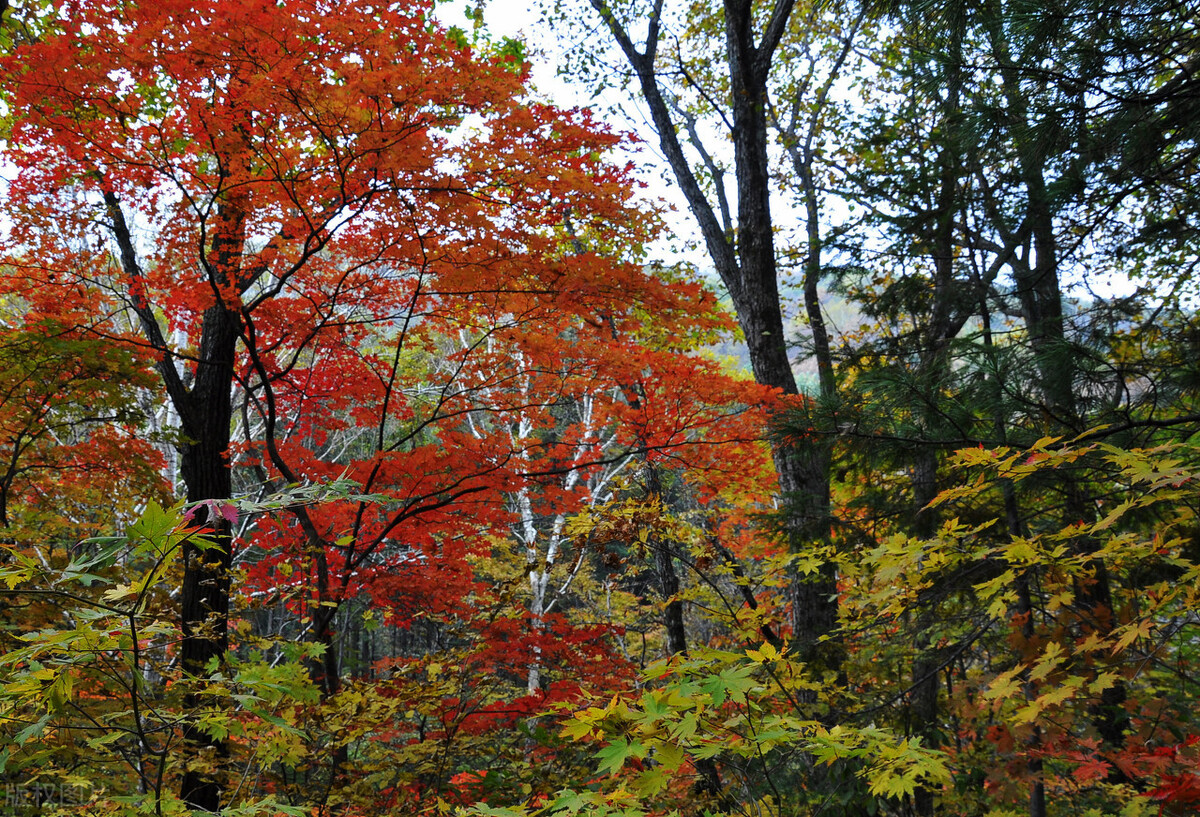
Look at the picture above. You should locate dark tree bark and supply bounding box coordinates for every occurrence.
[106,188,245,813]
[642,463,725,803]
[984,11,1130,755]
[588,0,840,675]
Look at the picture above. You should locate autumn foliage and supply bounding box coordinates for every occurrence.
[1,0,1199,816]
[0,0,775,812]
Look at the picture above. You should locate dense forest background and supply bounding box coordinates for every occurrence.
[0,0,1197,815]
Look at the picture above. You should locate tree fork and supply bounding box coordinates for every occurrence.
[588,0,840,676]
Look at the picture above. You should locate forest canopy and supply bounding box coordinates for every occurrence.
[0,0,1197,816]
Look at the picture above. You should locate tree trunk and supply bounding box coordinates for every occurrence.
[982,281,1048,817]
[106,187,245,812]
[588,0,839,675]
[644,465,725,803]
[177,403,236,812]
[725,0,839,673]
[175,272,243,813]
[989,20,1129,751]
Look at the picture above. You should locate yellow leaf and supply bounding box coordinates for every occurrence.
[1111,619,1154,654]
[1003,538,1039,564]
[985,668,1025,702]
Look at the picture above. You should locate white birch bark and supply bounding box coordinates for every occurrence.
[456,332,633,695]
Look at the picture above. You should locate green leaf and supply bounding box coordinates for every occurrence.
[14,713,51,746]
[595,738,647,776]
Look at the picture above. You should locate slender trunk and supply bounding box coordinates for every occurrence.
[908,19,970,810]
[589,0,838,676]
[652,521,688,658]
[983,285,1047,817]
[910,444,945,817]
[176,248,244,814]
[308,576,349,805]
[643,465,724,802]
[800,150,835,403]
[989,18,1129,750]
[177,436,235,813]
[1015,565,1048,817]
[105,184,246,812]
[910,442,942,817]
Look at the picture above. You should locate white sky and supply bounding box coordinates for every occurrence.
[438,0,592,106]
[456,0,711,272]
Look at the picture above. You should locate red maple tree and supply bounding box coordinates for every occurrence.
[1,0,772,809]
